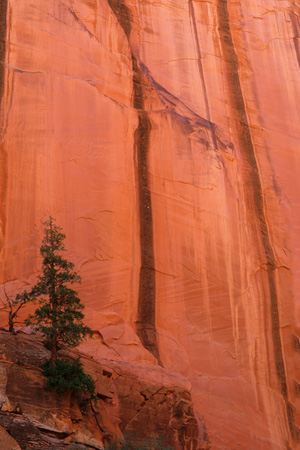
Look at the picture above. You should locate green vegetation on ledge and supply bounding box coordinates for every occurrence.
[42,358,97,406]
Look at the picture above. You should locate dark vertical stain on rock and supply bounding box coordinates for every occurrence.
[106,0,132,39]
[188,0,218,149]
[0,0,8,103]
[132,56,160,361]
[217,0,294,439]
[290,13,300,69]
[0,0,8,252]
[107,0,160,361]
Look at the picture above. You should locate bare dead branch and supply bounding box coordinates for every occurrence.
[0,284,33,333]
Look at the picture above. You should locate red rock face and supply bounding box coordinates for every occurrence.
[0,331,207,450]
[0,0,300,449]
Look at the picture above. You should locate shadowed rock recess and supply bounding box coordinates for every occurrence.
[0,0,300,449]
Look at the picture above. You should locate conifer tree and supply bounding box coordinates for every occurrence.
[26,217,91,360]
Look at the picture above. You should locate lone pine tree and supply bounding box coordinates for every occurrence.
[26,217,91,360]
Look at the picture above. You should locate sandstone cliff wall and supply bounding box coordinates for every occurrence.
[0,0,300,448]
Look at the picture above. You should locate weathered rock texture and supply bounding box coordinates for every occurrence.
[0,331,207,449]
[0,0,299,449]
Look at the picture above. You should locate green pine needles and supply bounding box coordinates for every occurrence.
[41,358,97,406]
[26,217,92,360]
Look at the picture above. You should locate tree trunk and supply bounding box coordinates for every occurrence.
[8,312,15,334]
[50,331,57,361]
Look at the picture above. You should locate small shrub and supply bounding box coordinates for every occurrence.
[41,358,97,406]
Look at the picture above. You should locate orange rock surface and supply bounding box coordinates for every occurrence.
[0,0,300,448]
